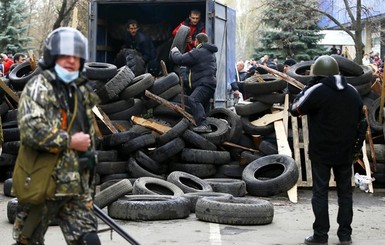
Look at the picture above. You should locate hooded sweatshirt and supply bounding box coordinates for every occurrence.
[290,75,363,164]
[170,42,218,90]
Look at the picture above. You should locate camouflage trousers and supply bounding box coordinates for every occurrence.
[16,196,98,245]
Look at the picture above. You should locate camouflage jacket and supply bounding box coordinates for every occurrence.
[17,70,100,199]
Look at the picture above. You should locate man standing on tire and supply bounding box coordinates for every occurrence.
[290,55,366,245]
[172,9,206,52]
[170,33,217,133]
[13,27,101,245]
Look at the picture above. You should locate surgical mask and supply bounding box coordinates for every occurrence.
[54,64,79,84]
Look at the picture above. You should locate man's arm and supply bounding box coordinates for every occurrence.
[289,83,322,117]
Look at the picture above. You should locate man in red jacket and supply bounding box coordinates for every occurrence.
[1,53,14,76]
[172,9,206,52]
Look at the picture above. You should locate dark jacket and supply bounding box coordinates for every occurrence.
[230,70,247,91]
[290,75,363,164]
[124,32,156,63]
[170,42,218,90]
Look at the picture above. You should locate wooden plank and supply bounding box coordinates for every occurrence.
[131,116,171,134]
[250,111,283,126]
[283,94,289,135]
[92,106,118,134]
[0,79,19,103]
[362,141,374,193]
[301,116,313,186]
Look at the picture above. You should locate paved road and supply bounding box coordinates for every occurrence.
[1,184,384,245]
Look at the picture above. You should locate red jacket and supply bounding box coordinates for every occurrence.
[2,57,14,76]
[172,18,206,52]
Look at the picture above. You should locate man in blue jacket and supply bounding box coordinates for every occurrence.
[290,55,365,245]
[170,33,217,133]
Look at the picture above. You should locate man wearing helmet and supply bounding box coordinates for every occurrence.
[13,27,101,245]
[290,55,365,245]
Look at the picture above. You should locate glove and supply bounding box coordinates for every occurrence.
[171,47,179,53]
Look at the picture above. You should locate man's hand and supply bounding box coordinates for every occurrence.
[171,47,179,53]
[69,132,91,152]
[186,36,192,44]
[233,90,240,98]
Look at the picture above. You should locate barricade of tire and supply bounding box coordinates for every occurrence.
[3,58,384,225]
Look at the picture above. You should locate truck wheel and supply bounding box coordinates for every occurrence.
[195,196,274,225]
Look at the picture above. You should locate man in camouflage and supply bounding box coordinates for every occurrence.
[13,27,101,245]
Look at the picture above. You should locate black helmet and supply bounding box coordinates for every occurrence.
[311,55,339,77]
[39,27,88,70]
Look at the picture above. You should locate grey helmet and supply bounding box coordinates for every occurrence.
[311,55,339,77]
[39,27,88,70]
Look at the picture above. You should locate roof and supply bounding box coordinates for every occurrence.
[318,30,355,46]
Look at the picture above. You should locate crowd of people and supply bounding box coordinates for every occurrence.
[0,53,27,78]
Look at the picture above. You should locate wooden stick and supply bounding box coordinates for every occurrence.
[257,64,305,90]
[131,116,171,134]
[363,105,376,172]
[222,141,258,153]
[92,106,119,134]
[144,90,196,126]
[28,50,37,71]
[0,79,19,103]
[160,60,168,76]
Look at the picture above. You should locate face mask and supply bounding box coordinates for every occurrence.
[54,64,79,84]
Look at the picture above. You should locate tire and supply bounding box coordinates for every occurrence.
[94,179,133,209]
[157,118,190,145]
[169,162,216,178]
[102,131,141,148]
[170,25,190,55]
[243,75,286,96]
[182,191,233,213]
[331,54,363,76]
[107,98,146,120]
[180,148,231,165]
[203,178,247,197]
[149,72,179,95]
[127,157,164,179]
[96,150,119,162]
[369,97,384,133]
[148,137,185,163]
[235,100,272,116]
[108,195,190,221]
[134,150,161,174]
[132,177,184,196]
[8,61,41,91]
[242,154,299,197]
[95,65,135,103]
[84,62,118,80]
[120,134,156,156]
[206,108,242,144]
[195,196,274,225]
[98,99,135,115]
[3,178,14,197]
[119,73,154,99]
[7,198,18,224]
[200,117,230,145]
[241,115,275,136]
[96,161,127,175]
[181,129,217,151]
[167,171,213,193]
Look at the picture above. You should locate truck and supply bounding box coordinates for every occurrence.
[88,0,236,108]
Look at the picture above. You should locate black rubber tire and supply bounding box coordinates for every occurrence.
[243,75,286,95]
[345,65,373,86]
[203,178,247,197]
[107,98,146,120]
[7,198,18,224]
[200,117,230,145]
[95,65,135,103]
[215,163,246,179]
[84,62,118,80]
[286,61,314,85]
[119,73,154,99]
[3,127,20,142]
[182,191,233,213]
[102,130,141,148]
[235,100,272,116]
[144,83,182,109]
[120,134,156,156]
[3,177,14,197]
[157,118,190,145]
[181,129,217,151]
[242,154,299,197]
[369,97,384,133]
[2,140,20,155]
[94,179,133,209]
[96,161,127,175]
[241,115,275,136]
[148,137,185,163]
[96,150,119,162]
[180,148,231,165]
[169,162,216,178]
[108,195,190,221]
[0,101,9,116]
[195,196,274,225]
[132,177,184,196]
[331,54,363,76]
[8,61,41,91]
[127,157,164,179]
[134,150,161,174]
[259,140,279,155]
[0,153,17,167]
[149,72,180,95]
[250,93,286,105]
[170,25,190,55]
[98,98,135,115]
[353,82,372,96]
[100,173,130,184]
[167,171,213,193]
[206,107,243,144]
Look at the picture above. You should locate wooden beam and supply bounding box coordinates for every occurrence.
[92,106,118,134]
[131,116,171,134]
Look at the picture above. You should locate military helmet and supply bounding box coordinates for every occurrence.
[311,55,339,77]
[40,27,88,70]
